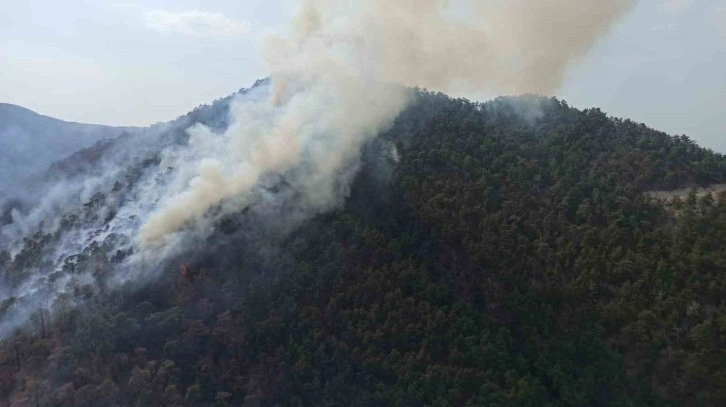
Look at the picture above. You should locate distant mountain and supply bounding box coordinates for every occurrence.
[0,103,137,192]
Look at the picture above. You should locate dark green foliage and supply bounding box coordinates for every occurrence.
[2,92,726,406]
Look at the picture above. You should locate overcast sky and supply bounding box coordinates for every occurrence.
[0,0,724,151]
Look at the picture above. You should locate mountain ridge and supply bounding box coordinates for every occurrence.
[0,103,134,128]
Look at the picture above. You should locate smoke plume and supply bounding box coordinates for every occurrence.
[0,0,636,338]
[140,0,634,244]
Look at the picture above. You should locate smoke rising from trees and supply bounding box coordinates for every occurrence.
[140,0,634,244]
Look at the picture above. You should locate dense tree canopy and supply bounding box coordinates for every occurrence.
[1,91,726,406]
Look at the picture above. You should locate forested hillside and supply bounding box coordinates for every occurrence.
[1,91,726,406]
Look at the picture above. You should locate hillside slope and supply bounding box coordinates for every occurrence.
[1,90,726,406]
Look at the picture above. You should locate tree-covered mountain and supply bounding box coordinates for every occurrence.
[1,88,726,406]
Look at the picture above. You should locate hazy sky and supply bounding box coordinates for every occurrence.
[0,0,724,151]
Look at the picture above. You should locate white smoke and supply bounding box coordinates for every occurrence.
[138,80,408,243]
[140,0,634,244]
[0,0,635,336]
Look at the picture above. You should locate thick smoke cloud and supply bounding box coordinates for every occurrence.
[140,0,634,244]
[0,0,635,337]
[287,0,635,94]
